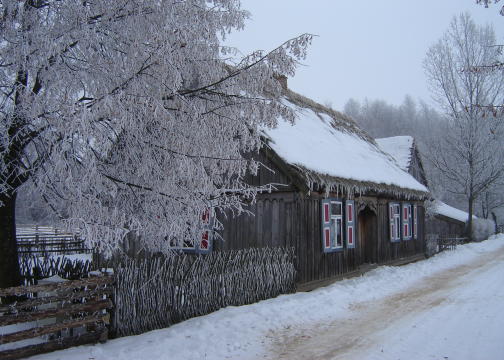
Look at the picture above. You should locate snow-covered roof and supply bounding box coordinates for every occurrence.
[432,200,475,223]
[375,136,414,172]
[261,91,428,197]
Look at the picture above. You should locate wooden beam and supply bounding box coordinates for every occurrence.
[0,287,113,313]
[0,325,106,360]
[0,314,107,345]
[0,276,114,297]
[0,299,112,326]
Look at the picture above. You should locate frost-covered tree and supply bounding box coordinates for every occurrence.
[0,0,312,288]
[477,0,504,15]
[424,13,504,240]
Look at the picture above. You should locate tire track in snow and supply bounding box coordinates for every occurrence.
[266,245,504,360]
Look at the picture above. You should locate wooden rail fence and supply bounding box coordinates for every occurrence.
[0,276,114,360]
[16,225,91,256]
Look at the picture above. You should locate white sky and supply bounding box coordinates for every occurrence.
[225,0,504,111]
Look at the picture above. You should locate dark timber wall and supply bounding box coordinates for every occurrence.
[425,215,465,237]
[217,191,425,285]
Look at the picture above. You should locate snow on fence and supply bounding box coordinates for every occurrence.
[0,276,114,360]
[16,225,91,256]
[112,247,296,337]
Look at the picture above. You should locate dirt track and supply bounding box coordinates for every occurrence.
[265,245,504,360]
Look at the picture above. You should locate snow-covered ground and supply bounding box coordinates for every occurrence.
[28,234,504,360]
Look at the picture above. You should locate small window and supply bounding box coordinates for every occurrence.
[331,201,344,249]
[331,202,342,216]
[413,205,418,239]
[169,209,214,253]
[403,204,412,240]
[321,199,345,252]
[389,203,401,242]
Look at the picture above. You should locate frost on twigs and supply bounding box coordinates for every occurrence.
[0,0,313,257]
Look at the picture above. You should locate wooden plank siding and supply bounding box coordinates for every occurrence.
[218,190,426,286]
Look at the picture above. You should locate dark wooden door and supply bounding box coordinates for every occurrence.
[358,207,377,264]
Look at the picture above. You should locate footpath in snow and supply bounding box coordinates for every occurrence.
[28,234,504,360]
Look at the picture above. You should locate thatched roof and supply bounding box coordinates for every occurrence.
[261,89,429,200]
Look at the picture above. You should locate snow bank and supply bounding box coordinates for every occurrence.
[375,135,413,171]
[28,234,504,360]
[472,218,496,241]
[262,101,427,193]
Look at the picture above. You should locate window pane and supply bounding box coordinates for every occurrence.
[336,218,342,246]
[331,202,342,216]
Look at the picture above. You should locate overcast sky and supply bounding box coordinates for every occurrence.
[225,1,504,111]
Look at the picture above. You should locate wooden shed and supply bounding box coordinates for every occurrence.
[215,88,429,290]
[426,200,471,238]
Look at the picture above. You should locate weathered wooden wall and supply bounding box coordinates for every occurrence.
[425,215,465,237]
[373,201,425,263]
[218,192,425,285]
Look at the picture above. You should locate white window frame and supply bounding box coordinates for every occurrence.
[330,201,344,250]
[391,203,401,241]
[403,204,412,240]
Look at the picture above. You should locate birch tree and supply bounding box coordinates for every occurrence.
[0,0,312,288]
[424,13,504,240]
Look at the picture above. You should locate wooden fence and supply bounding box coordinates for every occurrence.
[19,255,93,286]
[438,236,466,252]
[16,225,91,256]
[426,234,466,256]
[0,276,114,360]
[113,247,296,337]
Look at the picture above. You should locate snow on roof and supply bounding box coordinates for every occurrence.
[375,136,414,172]
[262,96,428,195]
[433,200,475,223]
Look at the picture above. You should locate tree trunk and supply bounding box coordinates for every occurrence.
[491,212,498,234]
[467,195,474,242]
[0,192,22,289]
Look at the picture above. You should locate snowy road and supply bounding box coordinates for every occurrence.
[28,235,504,360]
[269,240,504,360]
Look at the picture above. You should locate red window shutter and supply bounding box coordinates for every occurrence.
[348,227,353,245]
[200,231,209,250]
[325,228,331,248]
[202,208,210,224]
[347,204,353,222]
[324,203,330,223]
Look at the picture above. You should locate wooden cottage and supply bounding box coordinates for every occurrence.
[214,89,429,289]
[375,136,468,239]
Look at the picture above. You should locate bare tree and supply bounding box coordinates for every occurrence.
[424,13,504,240]
[477,0,504,15]
[0,0,312,288]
